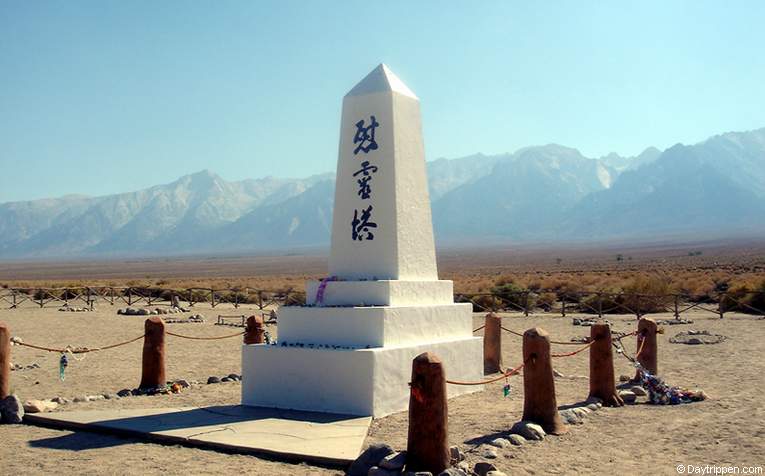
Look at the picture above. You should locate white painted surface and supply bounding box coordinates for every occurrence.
[328,64,438,281]
[241,64,483,418]
[242,336,482,417]
[278,303,472,348]
[305,279,454,306]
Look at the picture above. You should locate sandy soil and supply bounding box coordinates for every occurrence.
[1,304,763,475]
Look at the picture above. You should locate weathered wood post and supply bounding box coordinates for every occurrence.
[483,313,502,374]
[407,352,449,475]
[139,317,166,389]
[588,322,623,407]
[522,328,567,435]
[244,315,266,345]
[0,321,10,398]
[633,317,658,380]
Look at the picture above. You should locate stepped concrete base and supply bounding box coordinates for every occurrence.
[278,303,473,348]
[242,336,482,417]
[305,280,454,306]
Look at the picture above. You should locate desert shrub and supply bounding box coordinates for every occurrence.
[720,280,765,315]
[578,292,625,314]
[621,275,674,314]
[491,280,532,311]
[456,294,502,312]
[536,292,557,312]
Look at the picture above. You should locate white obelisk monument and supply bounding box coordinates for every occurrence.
[241,64,482,417]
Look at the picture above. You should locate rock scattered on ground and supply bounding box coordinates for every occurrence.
[479,446,498,459]
[572,318,610,327]
[379,451,406,471]
[438,469,465,476]
[449,445,464,463]
[118,307,188,316]
[207,376,221,384]
[0,395,24,424]
[559,408,583,425]
[510,421,546,440]
[10,362,40,371]
[58,306,90,312]
[670,330,727,345]
[474,461,498,476]
[347,443,395,476]
[507,434,526,446]
[618,390,637,404]
[657,319,694,325]
[23,399,58,413]
[489,437,511,448]
[631,386,648,397]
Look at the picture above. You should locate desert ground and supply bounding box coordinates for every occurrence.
[1,243,763,475]
[1,302,763,475]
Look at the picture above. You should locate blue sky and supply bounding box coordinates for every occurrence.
[1,1,763,202]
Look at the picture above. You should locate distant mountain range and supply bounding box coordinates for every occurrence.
[1,127,764,258]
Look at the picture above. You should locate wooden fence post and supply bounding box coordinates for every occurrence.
[406,352,449,475]
[674,295,680,320]
[597,293,603,318]
[633,317,658,380]
[244,315,266,345]
[561,296,566,317]
[588,322,623,407]
[522,328,567,435]
[0,322,10,398]
[718,293,725,319]
[139,317,166,389]
[483,313,502,374]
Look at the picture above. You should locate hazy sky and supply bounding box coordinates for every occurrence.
[1,1,764,202]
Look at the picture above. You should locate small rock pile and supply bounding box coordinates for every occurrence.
[348,405,610,476]
[164,314,205,324]
[207,374,241,384]
[10,362,40,371]
[348,443,507,476]
[118,307,187,316]
[669,330,727,345]
[657,319,694,325]
[58,306,90,312]
[572,318,610,327]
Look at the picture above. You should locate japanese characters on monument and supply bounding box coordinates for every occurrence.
[350,116,379,241]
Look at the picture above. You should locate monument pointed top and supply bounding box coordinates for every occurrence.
[345,63,418,99]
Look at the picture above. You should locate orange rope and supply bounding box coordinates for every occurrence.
[13,334,145,354]
[165,330,244,340]
[551,340,595,358]
[500,325,593,346]
[634,334,647,360]
[446,362,525,386]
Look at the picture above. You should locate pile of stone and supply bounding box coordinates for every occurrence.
[657,319,694,325]
[207,374,241,384]
[348,443,507,476]
[572,318,610,327]
[164,314,205,324]
[669,330,727,345]
[10,362,40,371]
[348,404,610,476]
[58,306,90,312]
[118,307,186,316]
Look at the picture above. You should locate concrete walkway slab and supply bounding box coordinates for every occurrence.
[25,405,371,465]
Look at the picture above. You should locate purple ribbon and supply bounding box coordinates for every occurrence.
[315,276,339,306]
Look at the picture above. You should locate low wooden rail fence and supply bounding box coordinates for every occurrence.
[0,287,303,311]
[0,286,762,318]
